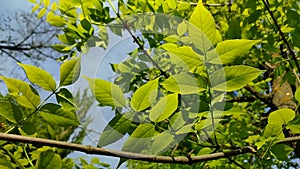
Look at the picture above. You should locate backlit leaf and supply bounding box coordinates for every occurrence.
[188,0,221,52]
[39,103,79,126]
[0,101,22,123]
[150,93,178,122]
[122,123,155,153]
[18,63,56,92]
[60,57,81,86]
[0,77,40,109]
[85,77,126,107]
[210,65,263,92]
[130,78,159,112]
[208,39,261,64]
[161,73,206,94]
[268,108,295,125]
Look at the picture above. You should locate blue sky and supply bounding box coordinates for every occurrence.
[0,1,132,168]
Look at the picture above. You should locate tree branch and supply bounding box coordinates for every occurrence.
[261,0,300,73]
[0,133,257,164]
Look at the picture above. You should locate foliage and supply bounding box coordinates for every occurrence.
[0,0,300,168]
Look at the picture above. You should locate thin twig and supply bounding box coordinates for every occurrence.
[261,0,300,73]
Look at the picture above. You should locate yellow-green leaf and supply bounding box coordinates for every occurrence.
[268,108,295,125]
[0,77,40,109]
[85,77,126,107]
[18,63,56,92]
[37,8,47,19]
[46,12,65,27]
[130,78,159,112]
[60,57,81,86]
[150,93,178,122]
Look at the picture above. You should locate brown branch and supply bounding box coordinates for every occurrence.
[1,133,300,164]
[0,133,256,164]
[261,0,300,73]
[244,86,277,110]
[0,45,47,51]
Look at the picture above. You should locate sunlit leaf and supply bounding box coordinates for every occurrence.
[150,131,174,154]
[268,108,295,125]
[208,39,261,64]
[85,77,126,107]
[167,46,204,71]
[130,78,159,112]
[150,93,178,122]
[210,65,264,92]
[0,77,40,109]
[18,63,56,92]
[60,57,81,86]
[0,101,22,123]
[122,123,156,153]
[188,0,221,52]
[39,103,79,126]
[46,12,65,27]
[161,73,206,94]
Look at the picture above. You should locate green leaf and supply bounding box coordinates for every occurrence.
[177,21,187,36]
[208,39,260,64]
[210,66,263,92]
[188,0,221,52]
[150,131,174,154]
[36,150,62,169]
[161,73,206,94]
[46,12,65,27]
[0,100,22,123]
[0,77,40,109]
[168,46,204,71]
[122,123,155,153]
[55,88,77,111]
[0,153,13,169]
[149,93,178,122]
[295,87,300,103]
[85,77,126,107]
[166,0,176,9]
[175,124,194,135]
[271,144,293,161]
[263,123,284,139]
[60,57,81,86]
[98,112,134,147]
[39,103,79,127]
[18,63,56,92]
[268,108,295,125]
[130,78,159,112]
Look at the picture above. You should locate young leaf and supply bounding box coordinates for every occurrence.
[263,123,284,139]
[46,12,65,27]
[210,65,264,92]
[168,46,204,71]
[130,78,159,112]
[188,0,221,52]
[18,63,56,92]
[98,112,134,147]
[161,73,206,94]
[149,93,178,122]
[60,57,81,86]
[268,108,295,125]
[0,77,40,109]
[39,103,79,127]
[295,87,300,103]
[208,39,261,64]
[36,150,62,169]
[0,100,22,123]
[122,123,156,153]
[85,77,126,107]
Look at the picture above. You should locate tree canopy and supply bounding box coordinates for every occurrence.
[1,0,300,168]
